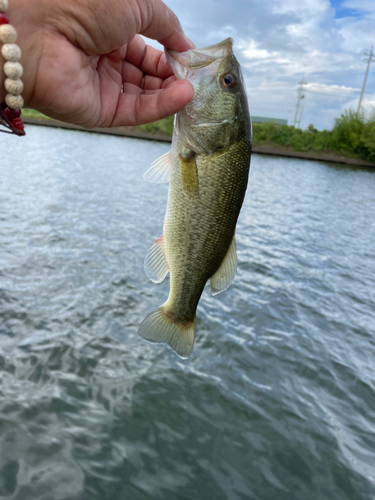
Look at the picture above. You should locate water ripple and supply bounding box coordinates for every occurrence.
[0,127,374,499]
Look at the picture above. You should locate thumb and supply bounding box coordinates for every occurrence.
[137,0,195,51]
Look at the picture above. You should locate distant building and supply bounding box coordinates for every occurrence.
[252,116,288,125]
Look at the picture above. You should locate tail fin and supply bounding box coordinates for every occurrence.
[138,306,196,359]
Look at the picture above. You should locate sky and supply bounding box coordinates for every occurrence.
[152,0,375,130]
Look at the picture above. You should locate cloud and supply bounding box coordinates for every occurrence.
[241,41,358,78]
[154,0,375,129]
[342,0,375,14]
[240,40,273,61]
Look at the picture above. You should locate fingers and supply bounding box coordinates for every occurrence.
[125,36,173,80]
[54,0,193,58]
[112,79,194,127]
[122,75,177,94]
[122,60,176,89]
[137,0,195,52]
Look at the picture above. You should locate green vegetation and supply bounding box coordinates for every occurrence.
[139,109,375,162]
[22,108,174,135]
[22,109,51,119]
[138,116,174,136]
[252,110,375,163]
[22,108,375,163]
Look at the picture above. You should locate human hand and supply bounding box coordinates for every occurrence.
[1,0,194,128]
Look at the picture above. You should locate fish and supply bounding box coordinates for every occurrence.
[138,38,252,358]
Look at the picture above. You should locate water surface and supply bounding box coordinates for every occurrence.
[1,126,375,499]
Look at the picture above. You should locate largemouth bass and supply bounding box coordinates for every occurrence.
[138,38,252,358]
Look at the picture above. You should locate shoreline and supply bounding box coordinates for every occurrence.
[23,117,375,168]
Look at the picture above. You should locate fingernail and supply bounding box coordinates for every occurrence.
[184,35,196,49]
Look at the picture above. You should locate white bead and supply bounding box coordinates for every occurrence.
[5,93,24,110]
[5,78,23,95]
[0,0,9,11]
[0,24,17,44]
[4,61,23,79]
[1,43,21,62]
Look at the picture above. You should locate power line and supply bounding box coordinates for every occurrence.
[357,46,374,114]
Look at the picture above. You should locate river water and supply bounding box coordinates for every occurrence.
[1,125,375,500]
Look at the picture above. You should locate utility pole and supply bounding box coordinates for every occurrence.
[294,79,306,128]
[297,104,304,129]
[357,46,374,114]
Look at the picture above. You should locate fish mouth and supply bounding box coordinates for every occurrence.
[191,122,222,128]
[187,38,234,69]
[165,38,234,78]
[191,118,236,128]
[191,38,234,54]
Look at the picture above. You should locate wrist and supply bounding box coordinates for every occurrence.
[0,54,4,104]
[0,2,7,104]
[1,0,43,108]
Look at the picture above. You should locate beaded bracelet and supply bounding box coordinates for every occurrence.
[0,0,25,136]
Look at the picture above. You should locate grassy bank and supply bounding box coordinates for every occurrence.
[253,110,375,163]
[139,110,375,163]
[22,109,375,163]
[138,116,174,136]
[22,109,174,136]
[22,109,52,120]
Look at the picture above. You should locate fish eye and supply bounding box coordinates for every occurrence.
[221,73,237,89]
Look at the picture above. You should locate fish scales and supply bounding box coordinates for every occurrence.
[165,136,251,322]
[138,38,252,358]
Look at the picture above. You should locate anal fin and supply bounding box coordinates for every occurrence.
[210,236,237,296]
[143,151,171,183]
[144,236,169,283]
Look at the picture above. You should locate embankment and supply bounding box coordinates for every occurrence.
[23,117,375,168]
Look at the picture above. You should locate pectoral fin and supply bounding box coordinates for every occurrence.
[143,151,171,183]
[144,236,169,283]
[210,236,237,296]
[179,152,198,194]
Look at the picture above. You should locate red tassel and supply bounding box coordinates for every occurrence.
[0,12,10,24]
[0,103,26,136]
[10,117,24,131]
[4,106,21,120]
